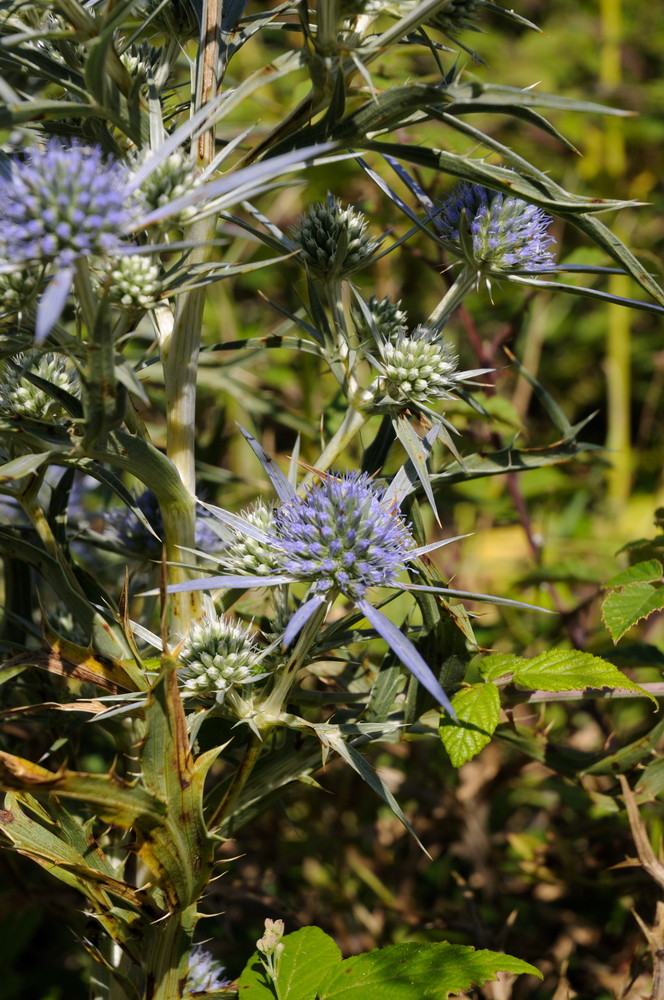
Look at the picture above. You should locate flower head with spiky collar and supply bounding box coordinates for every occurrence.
[436,182,556,274]
[160,430,546,718]
[0,139,135,268]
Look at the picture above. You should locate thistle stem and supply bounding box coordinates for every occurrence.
[427,265,478,330]
[303,405,369,488]
[209,732,263,832]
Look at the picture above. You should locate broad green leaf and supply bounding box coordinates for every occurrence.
[238,927,341,1000]
[316,941,541,999]
[481,648,650,700]
[478,653,518,682]
[602,583,664,643]
[516,649,651,700]
[606,559,663,588]
[439,683,500,767]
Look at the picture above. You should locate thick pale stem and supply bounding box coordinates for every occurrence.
[427,265,478,330]
[159,214,217,633]
[303,405,369,488]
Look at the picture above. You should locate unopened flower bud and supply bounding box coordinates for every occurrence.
[290,195,381,281]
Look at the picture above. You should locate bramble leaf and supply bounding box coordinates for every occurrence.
[439,683,501,766]
[237,931,541,1000]
[602,583,664,643]
[316,941,541,999]
[480,649,652,701]
[238,927,341,1000]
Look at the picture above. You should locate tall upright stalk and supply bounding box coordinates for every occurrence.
[159,0,222,634]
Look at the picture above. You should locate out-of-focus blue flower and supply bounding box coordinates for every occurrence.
[86,488,222,561]
[435,182,556,273]
[0,139,135,268]
[186,943,230,994]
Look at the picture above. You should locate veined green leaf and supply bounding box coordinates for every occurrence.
[239,927,342,1000]
[439,683,500,766]
[602,583,664,643]
[606,559,663,588]
[316,941,541,998]
[480,648,652,701]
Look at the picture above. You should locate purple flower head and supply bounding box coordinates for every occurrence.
[0,139,135,267]
[95,488,222,560]
[186,943,230,994]
[436,182,556,273]
[271,471,413,599]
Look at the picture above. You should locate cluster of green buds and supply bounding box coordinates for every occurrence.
[0,269,42,317]
[353,294,409,343]
[106,254,162,309]
[289,195,381,281]
[0,351,79,421]
[369,324,460,405]
[120,39,163,81]
[178,614,262,699]
[137,149,200,222]
[221,501,284,576]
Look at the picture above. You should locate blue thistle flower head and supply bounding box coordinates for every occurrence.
[186,944,230,995]
[0,139,135,267]
[97,488,222,560]
[271,471,413,599]
[436,182,556,273]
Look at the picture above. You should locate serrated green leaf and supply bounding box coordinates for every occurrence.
[480,648,652,700]
[439,683,500,767]
[606,559,663,588]
[316,941,541,999]
[513,648,652,700]
[238,928,342,1000]
[602,583,664,643]
[478,653,519,682]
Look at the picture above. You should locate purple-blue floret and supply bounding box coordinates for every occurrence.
[0,139,134,266]
[271,472,413,597]
[101,489,221,559]
[436,182,556,272]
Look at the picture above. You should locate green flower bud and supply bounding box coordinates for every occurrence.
[179,615,261,697]
[353,295,408,342]
[290,195,381,280]
[108,255,161,309]
[223,501,284,576]
[372,326,459,404]
[0,351,79,421]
